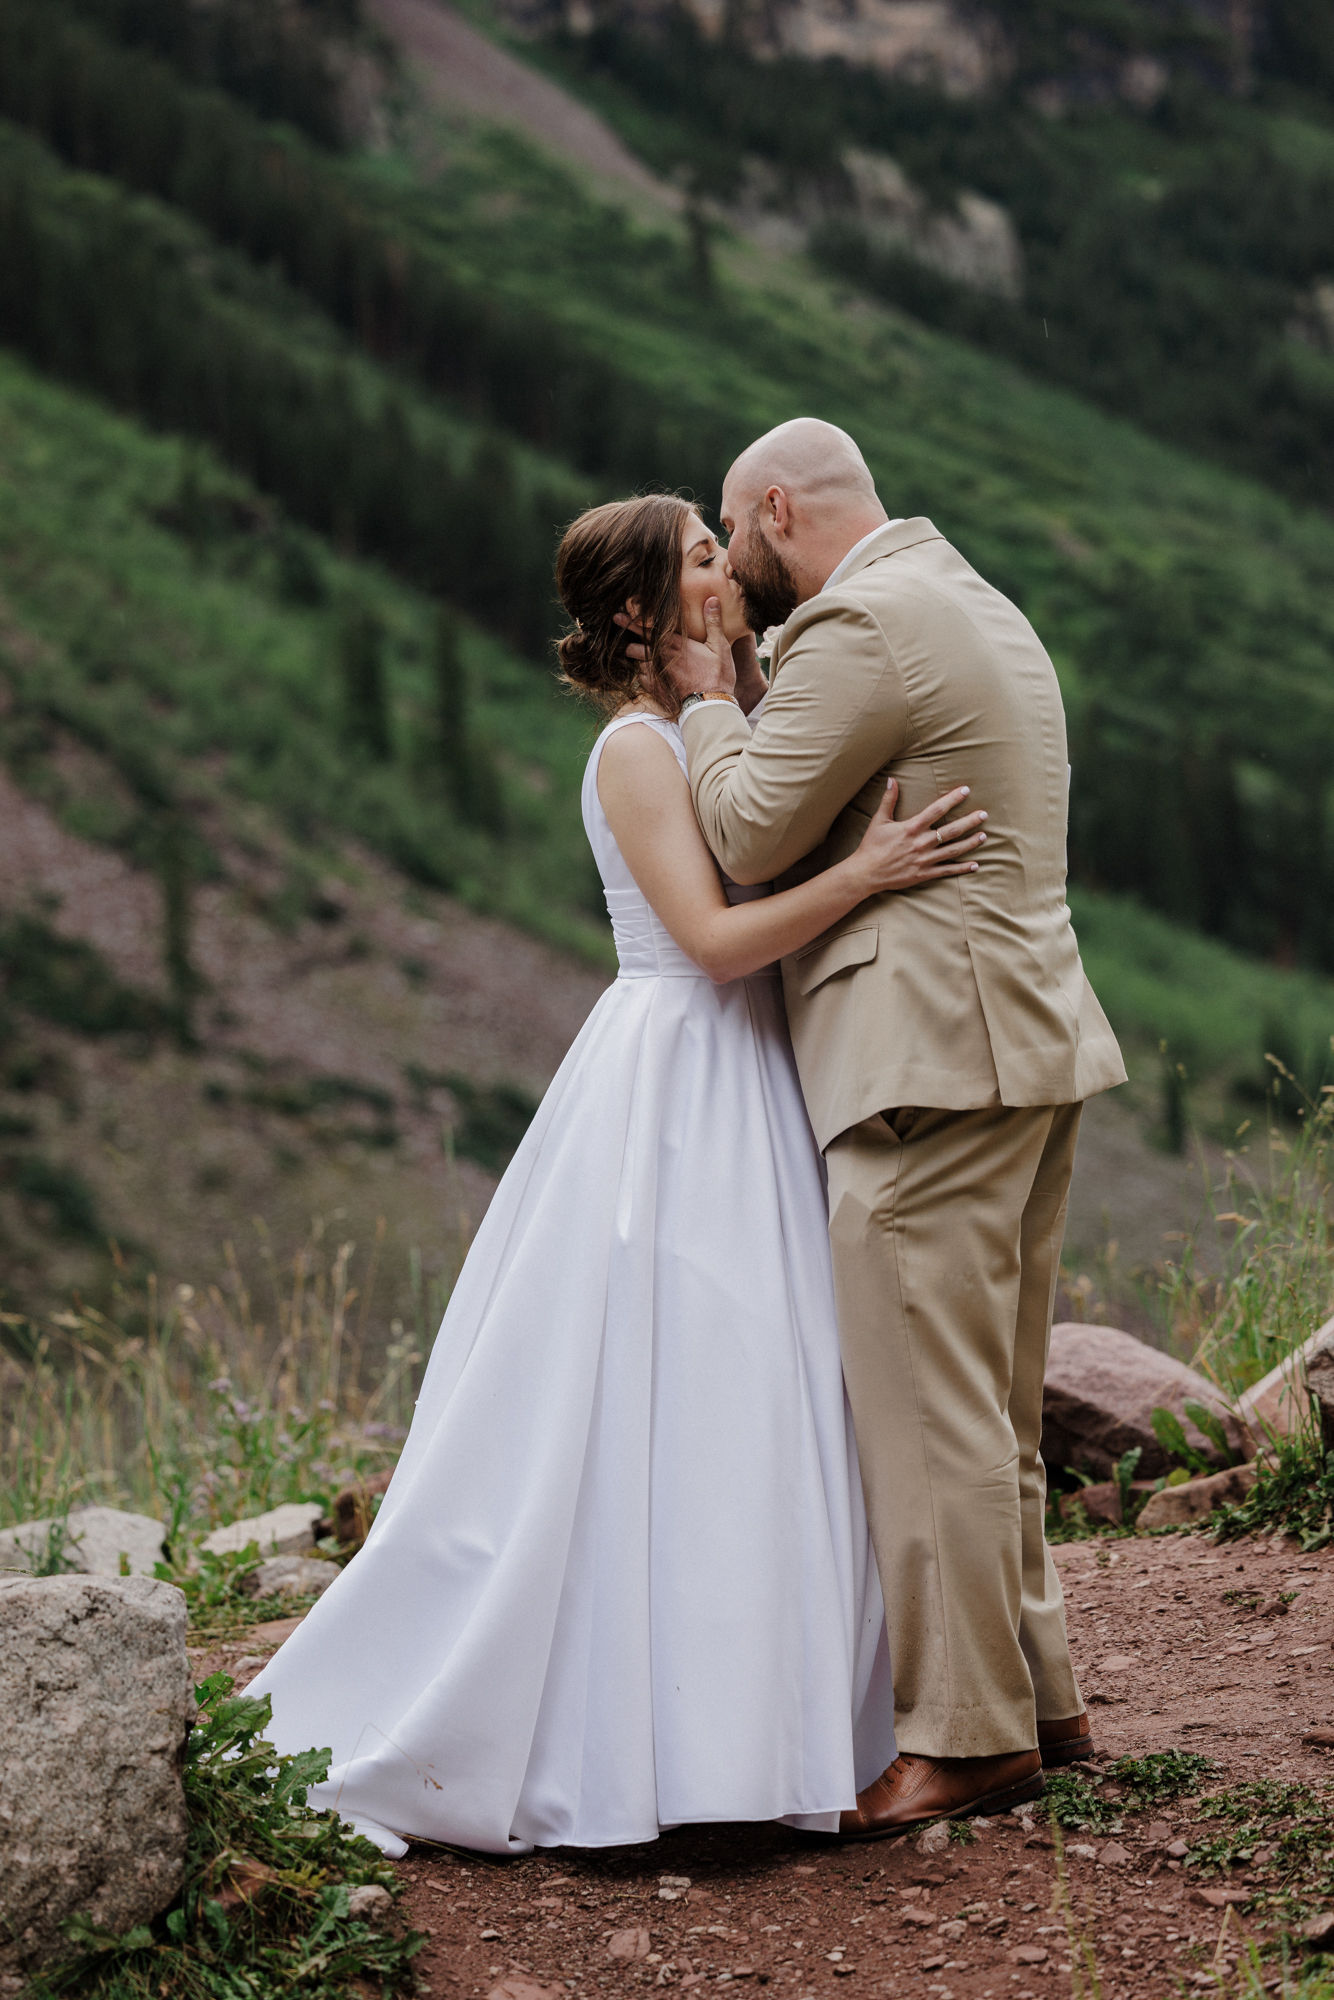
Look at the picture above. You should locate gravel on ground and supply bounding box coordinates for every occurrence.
[197,1530,1334,1999]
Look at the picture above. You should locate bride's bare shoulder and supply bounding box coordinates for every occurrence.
[596,716,686,798]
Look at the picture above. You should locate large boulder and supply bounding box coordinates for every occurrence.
[0,1575,193,1992]
[0,1505,165,1578]
[1043,1322,1245,1482]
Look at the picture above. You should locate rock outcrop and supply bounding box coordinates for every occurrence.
[840,148,1023,296]
[1042,1322,1244,1482]
[0,1505,165,1578]
[511,0,1004,96]
[0,1575,193,1993]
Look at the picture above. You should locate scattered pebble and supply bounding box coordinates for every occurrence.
[346,1883,393,1922]
[606,1927,650,1960]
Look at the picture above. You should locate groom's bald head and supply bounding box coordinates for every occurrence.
[720,419,888,623]
[725,418,879,519]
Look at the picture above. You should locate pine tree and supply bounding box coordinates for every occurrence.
[432,608,505,836]
[338,599,391,761]
[158,808,197,1046]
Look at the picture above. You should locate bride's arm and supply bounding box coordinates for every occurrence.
[597,725,985,985]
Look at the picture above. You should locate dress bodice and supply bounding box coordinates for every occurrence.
[582,713,773,981]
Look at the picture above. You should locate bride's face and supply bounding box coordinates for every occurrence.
[677,513,749,645]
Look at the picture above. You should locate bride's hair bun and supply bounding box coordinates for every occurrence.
[554,624,594,684]
[554,494,693,715]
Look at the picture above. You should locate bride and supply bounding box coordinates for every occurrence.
[247,494,986,1858]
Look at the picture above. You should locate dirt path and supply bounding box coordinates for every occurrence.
[212,1531,1334,1999]
[368,0,678,207]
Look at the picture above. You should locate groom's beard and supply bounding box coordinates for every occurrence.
[732,525,800,634]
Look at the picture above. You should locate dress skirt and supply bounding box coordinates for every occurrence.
[247,965,895,1856]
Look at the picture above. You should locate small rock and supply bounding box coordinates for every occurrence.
[480,1927,501,1940]
[250,1613,306,1645]
[902,1905,938,1926]
[1010,1945,1049,1965]
[1145,1820,1173,1843]
[347,1883,393,1921]
[920,1956,947,1971]
[607,1928,651,1960]
[1137,1463,1258,1532]
[1058,1479,1124,1528]
[242,1555,339,1601]
[1100,1654,1137,1672]
[1196,1889,1249,1908]
[201,1502,323,1560]
[1166,1841,1191,1859]
[1067,1843,1097,1860]
[658,1875,692,1900]
[1303,1729,1334,1750]
[0,1505,165,1578]
[232,1654,266,1675]
[489,1981,565,2000]
[322,1471,394,1547]
[1300,1912,1334,1950]
[915,1820,951,1855]
[937,1920,967,1941]
[1097,1841,1132,1868]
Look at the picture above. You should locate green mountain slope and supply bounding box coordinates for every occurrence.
[0,351,602,949]
[0,0,1332,967]
[519,3,1334,509]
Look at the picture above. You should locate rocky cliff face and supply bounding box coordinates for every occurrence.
[501,0,1261,105]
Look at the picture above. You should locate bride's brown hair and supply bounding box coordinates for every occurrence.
[555,494,694,718]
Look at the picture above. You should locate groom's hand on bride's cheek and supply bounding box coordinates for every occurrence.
[615,600,737,697]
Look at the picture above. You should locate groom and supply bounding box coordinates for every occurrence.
[664,418,1127,1835]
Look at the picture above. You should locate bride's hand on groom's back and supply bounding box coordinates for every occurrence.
[850,781,987,896]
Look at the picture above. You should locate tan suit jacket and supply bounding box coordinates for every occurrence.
[683,518,1126,1150]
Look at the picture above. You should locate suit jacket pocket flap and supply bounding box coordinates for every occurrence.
[792,925,879,996]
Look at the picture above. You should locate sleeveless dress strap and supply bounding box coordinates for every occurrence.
[591,712,688,775]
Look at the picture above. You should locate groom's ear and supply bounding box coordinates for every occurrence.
[620,596,648,641]
[766,486,793,536]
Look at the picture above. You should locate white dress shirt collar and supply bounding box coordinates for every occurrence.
[821,520,905,595]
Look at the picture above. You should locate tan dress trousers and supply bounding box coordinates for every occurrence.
[824,1101,1084,1760]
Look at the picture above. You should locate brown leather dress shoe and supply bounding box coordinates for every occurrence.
[1037,1712,1095,1767]
[838,1750,1044,1840]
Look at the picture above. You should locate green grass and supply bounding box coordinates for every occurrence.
[0,1222,420,1539]
[1160,1087,1333,1393]
[27,1673,423,1999]
[1044,1751,1218,1832]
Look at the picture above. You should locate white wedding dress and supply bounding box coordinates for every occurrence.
[248,713,895,1856]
